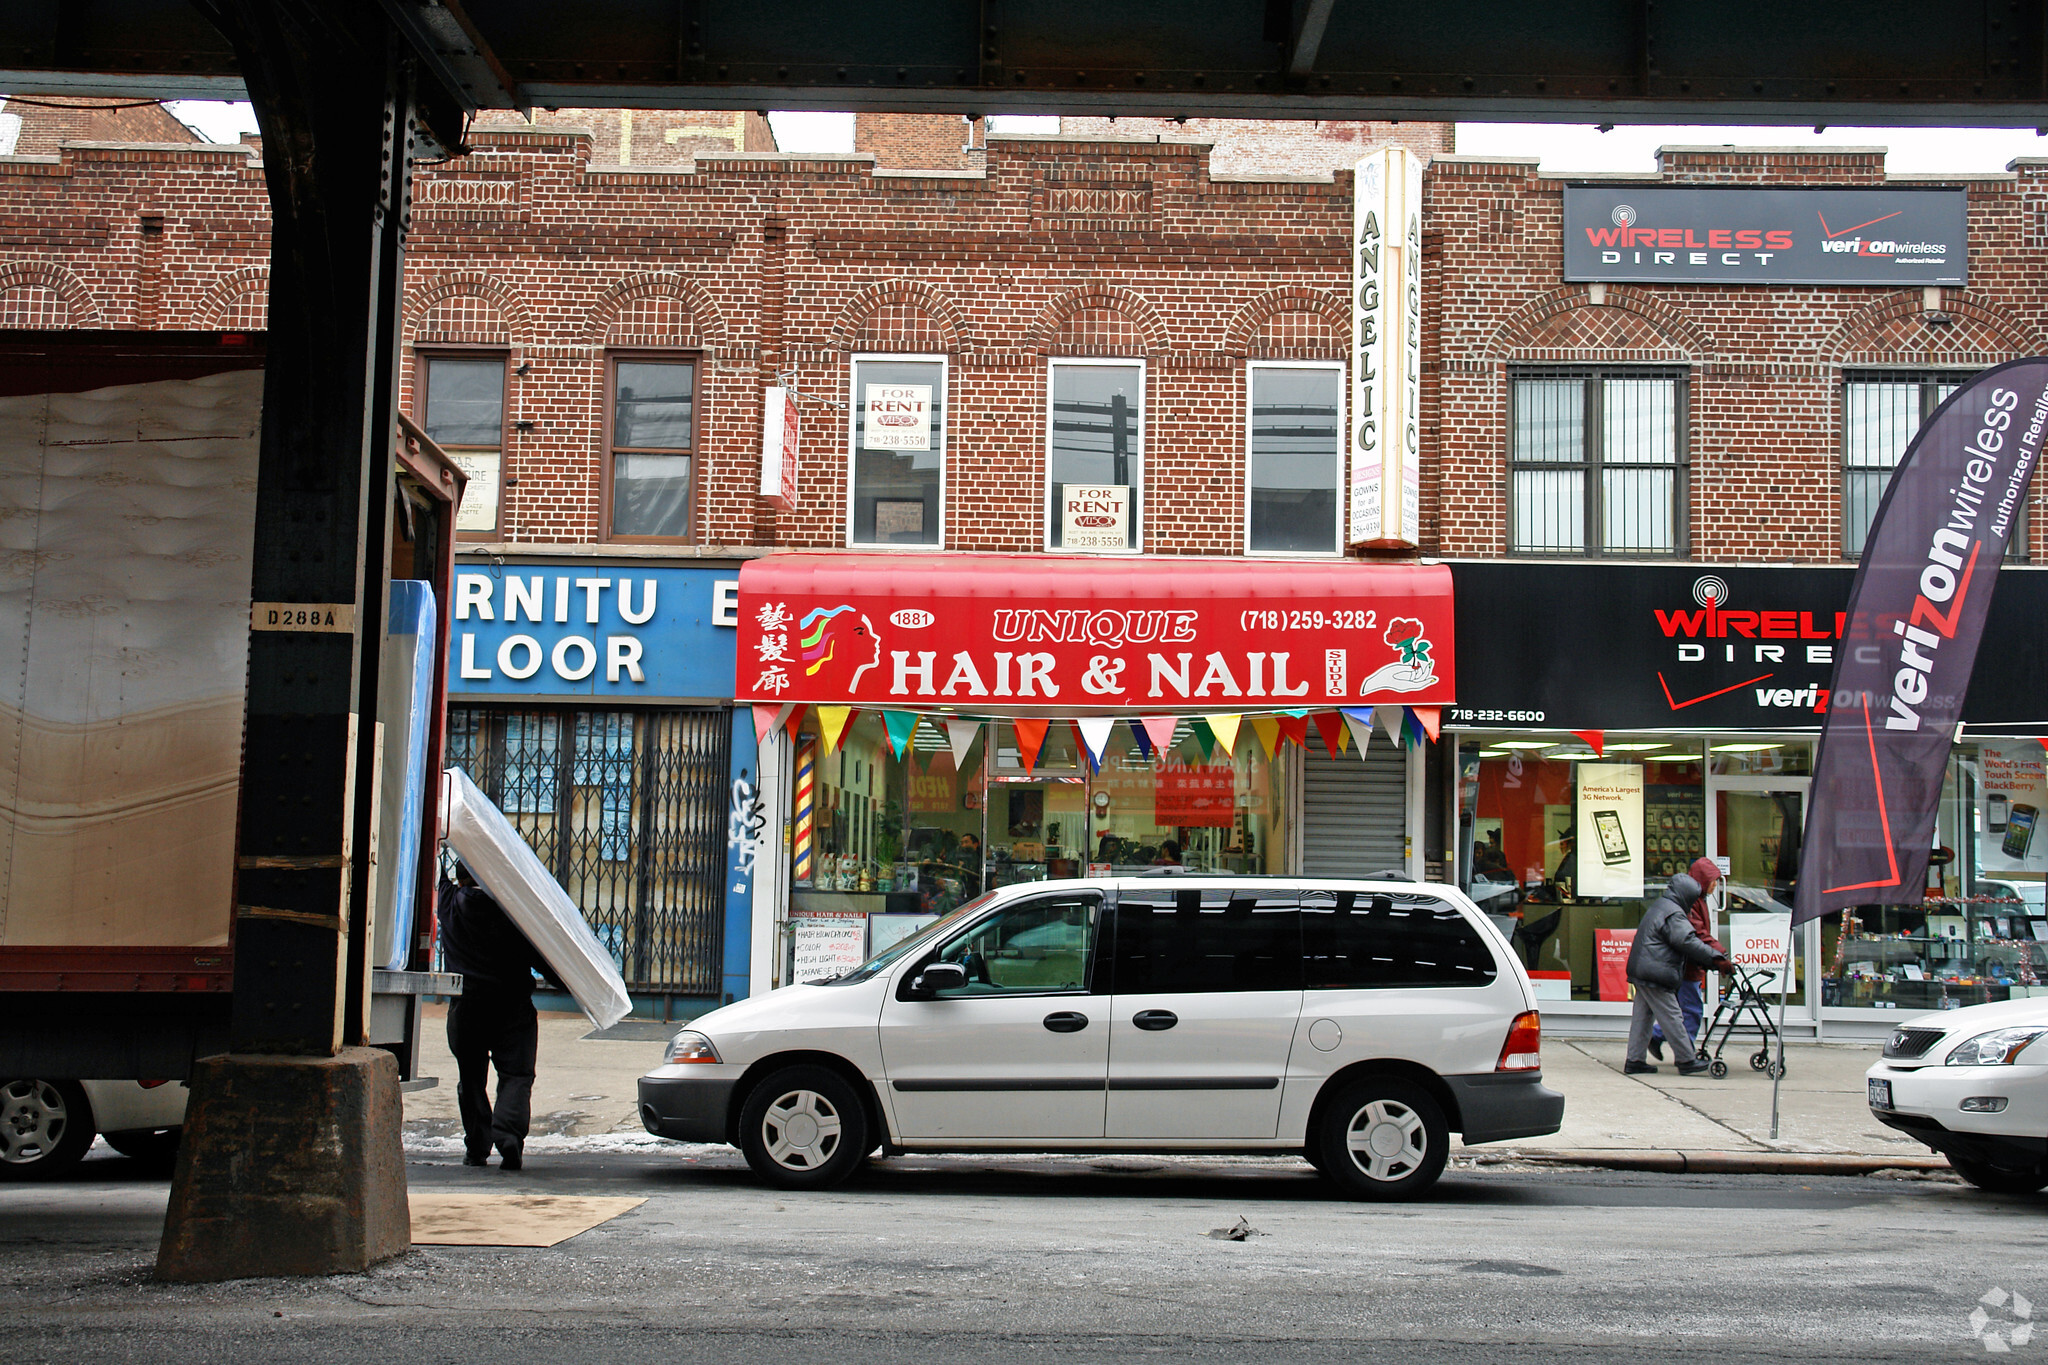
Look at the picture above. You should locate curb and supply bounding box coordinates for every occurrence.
[1514,1148,1951,1176]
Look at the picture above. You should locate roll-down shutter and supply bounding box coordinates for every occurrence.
[1301,742,1408,877]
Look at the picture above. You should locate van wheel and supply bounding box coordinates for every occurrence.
[1951,1158,2048,1195]
[1315,1077,1449,1201]
[0,1079,95,1180]
[737,1065,870,1191]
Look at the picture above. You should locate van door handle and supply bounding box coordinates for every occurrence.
[1132,1009,1179,1031]
[1042,1011,1090,1033]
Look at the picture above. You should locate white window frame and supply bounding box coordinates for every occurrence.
[1243,359,1348,558]
[1043,356,1146,555]
[846,352,950,551]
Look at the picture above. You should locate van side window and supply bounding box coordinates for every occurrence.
[1111,888,1301,994]
[1301,890,1499,989]
[928,894,1100,996]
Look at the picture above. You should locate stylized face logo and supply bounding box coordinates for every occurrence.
[799,605,882,694]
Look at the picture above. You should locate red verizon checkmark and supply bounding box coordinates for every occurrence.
[1658,671,1777,710]
[1817,209,1903,239]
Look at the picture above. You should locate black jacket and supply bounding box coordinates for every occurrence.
[1625,873,1724,990]
[439,879,561,994]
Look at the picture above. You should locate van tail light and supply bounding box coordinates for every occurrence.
[137,1079,170,1090]
[1497,1011,1542,1072]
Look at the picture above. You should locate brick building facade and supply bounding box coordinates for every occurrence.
[6,117,2037,563]
[8,109,2048,1016]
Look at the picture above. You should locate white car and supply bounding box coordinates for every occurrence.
[1866,998,2048,1193]
[640,876,1564,1200]
[0,1077,187,1179]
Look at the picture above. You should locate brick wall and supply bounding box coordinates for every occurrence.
[0,97,199,155]
[1425,146,2047,563]
[1058,118,1451,176]
[470,108,776,165]
[854,114,984,172]
[2,125,2041,567]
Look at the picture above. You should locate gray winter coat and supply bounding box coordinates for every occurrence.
[1625,873,1724,990]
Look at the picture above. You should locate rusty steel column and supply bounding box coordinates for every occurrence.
[157,0,461,1282]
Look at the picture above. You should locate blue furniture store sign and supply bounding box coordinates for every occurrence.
[449,561,739,699]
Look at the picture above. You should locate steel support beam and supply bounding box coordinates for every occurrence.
[198,0,413,1057]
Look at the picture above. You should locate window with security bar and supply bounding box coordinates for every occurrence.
[1843,372,2026,562]
[445,705,732,995]
[1508,368,1686,556]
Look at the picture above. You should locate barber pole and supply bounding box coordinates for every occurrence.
[792,738,817,885]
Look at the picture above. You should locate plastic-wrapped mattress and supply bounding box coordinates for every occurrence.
[441,766,632,1029]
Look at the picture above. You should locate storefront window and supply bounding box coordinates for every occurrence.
[1458,732,1809,1004]
[786,714,1294,976]
[1826,740,2048,1012]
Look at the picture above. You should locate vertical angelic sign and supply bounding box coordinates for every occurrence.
[1796,359,2048,926]
[1350,147,1423,549]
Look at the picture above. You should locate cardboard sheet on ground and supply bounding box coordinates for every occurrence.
[409,1193,645,1247]
[442,767,633,1029]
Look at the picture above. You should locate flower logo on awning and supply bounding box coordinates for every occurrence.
[1386,617,1432,666]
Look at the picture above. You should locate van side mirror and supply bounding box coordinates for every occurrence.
[908,961,968,997]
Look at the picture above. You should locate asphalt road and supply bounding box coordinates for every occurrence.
[8,1146,2047,1363]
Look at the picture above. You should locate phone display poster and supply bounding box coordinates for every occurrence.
[1980,740,2047,875]
[1574,763,1645,898]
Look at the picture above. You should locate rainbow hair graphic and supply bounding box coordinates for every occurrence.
[799,605,859,676]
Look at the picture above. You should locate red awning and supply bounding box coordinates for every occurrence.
[735,552,1454,715]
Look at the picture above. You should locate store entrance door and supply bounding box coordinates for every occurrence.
[1707,775,1810,1012]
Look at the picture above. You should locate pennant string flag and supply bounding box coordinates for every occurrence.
[944,717,982,771]
[815,705,854,754]
[783,703,809,745]
[1310,710,1347,757]
[1275,713,1309,751]
[752,704,785,744]
[1341,708,1376,759]
[1075,716,1115,773]
[1128,718,1154,760]
[1190,718,1217,761]
[1013,717,1050,773]
[1410,706,1441,742]
[1572,730,1605,757]
[1250,715,1282,760]
[1141,715,1180,757]
[1205,714,1243,757]
[882,710,917,759]
[1375,705,1404,747]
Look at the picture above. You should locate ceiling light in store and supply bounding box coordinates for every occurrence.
[1494,741,1556,750]
[1711,743,1782,753]
[1477,749,1510,758]
[1605,742,1670,752]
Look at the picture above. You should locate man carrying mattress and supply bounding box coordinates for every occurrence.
[440,861,565,1170]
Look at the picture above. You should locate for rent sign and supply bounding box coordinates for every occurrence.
[1564,186,1967,286]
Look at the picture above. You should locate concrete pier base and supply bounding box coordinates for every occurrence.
[156,1047,410,1281]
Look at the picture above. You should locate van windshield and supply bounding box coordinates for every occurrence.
[817,892,999,986]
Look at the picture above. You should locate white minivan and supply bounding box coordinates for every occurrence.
[640,876,1563,1200]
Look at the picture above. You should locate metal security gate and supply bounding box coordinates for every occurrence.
[446,705,731,994]
[1301,742,1408,877]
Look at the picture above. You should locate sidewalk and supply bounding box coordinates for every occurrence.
[1495,1036,1943,1172]
[400,1006,1931,1167]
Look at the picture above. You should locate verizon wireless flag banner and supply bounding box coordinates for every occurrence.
[734,553,1455,710]
[1797,359,2048,925]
